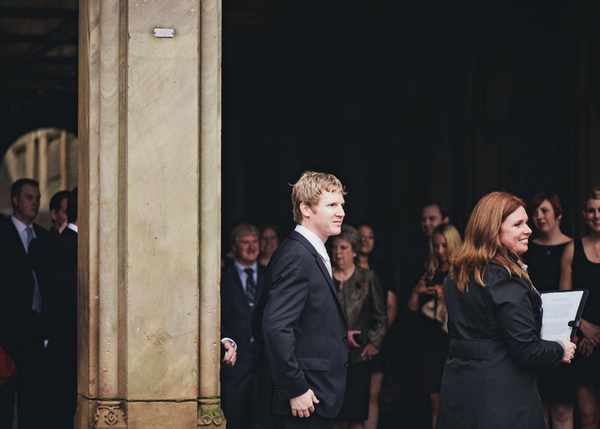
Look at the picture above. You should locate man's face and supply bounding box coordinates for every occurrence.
[51,197,69,229]
[232,234,259,266]
[13,184,41,225]
[300,190,345,242]
[420,204,446,237]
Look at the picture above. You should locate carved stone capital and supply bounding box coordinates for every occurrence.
[197,398,225,427]
[95,400,127,428]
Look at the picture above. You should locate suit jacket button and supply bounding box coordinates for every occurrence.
[343,336,348,342]
[344,361,349,367]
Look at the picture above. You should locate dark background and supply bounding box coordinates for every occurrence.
[1,0,599,265]
[221,0,599,263]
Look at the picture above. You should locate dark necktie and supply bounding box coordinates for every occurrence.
[244,268,256,306]
[25,226,42,312]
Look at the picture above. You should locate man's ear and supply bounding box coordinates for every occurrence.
[442,216,450,224]
[50,210,58,222]
[300,202,313,218]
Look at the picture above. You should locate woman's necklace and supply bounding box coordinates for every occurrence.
[334,266,355,282]
[592,239,600,258]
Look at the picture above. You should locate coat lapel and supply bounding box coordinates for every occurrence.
[289,231,337,296]
[227,262,253,313]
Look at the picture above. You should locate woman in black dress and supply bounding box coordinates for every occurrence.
[560,186,600,429]
[408,223,462,429]
[356,223,397,429]
[524,192,574,429]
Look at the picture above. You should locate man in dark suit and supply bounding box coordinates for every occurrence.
[254,171,348,429]
[221,223,271,429]
[0,178,48,429]
[32,187,79,429]
[48,189,71,233]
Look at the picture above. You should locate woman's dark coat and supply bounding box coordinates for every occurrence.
[437,263,564,429]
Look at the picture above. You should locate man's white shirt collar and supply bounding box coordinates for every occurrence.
[295,224,332,276]
[10,215,33,250]
[10,214,32,232]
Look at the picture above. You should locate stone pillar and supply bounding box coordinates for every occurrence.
[197,0,224,427]
[77,1,222,428]
[37,130,48,207]
[60,130,68,189]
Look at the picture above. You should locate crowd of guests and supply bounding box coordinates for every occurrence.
[3,175,600,429]
[222,186,600,429]
[0,179,78,429]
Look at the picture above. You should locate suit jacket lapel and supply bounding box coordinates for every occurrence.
[289,231,336,293]
[227,261,255,314]
[8,219,28,255]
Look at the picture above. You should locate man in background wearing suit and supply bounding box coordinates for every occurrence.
[48,189,71,233]
[0,178,48,429]
[32,187,79,429]
[221,223,271,429]
[254,171,348,429]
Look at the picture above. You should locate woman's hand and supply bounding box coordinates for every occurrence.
[413,274,429,295]
[559,338,577,363]
[408,274,429,311]
[580,319,600,346]
[347,329,362,348]
[361,343,380,360]
[427,284,444,300]
[578,337,595,357]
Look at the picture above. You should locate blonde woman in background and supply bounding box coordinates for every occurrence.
[408,223,462,429]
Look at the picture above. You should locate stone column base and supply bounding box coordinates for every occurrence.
[95,401,127,428]
[197,398,225,427]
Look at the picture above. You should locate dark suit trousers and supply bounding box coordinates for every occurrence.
[222,367,272,429]
[0,316,46,429]
[271,414,333,429]
[0,378,16,429]
[43,340,77,429]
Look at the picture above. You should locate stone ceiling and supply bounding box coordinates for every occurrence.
[0,0,344,95]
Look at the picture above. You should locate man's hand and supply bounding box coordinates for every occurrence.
[289,389,319,418]
[221,340,237,367]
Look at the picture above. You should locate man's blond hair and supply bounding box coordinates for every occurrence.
[291,171,346,224]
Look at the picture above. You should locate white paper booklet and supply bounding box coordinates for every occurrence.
[540,290,588,341]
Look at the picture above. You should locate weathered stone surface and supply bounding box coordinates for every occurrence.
[78,0,222,427]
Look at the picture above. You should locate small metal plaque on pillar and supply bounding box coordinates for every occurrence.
[153,28,175,38]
